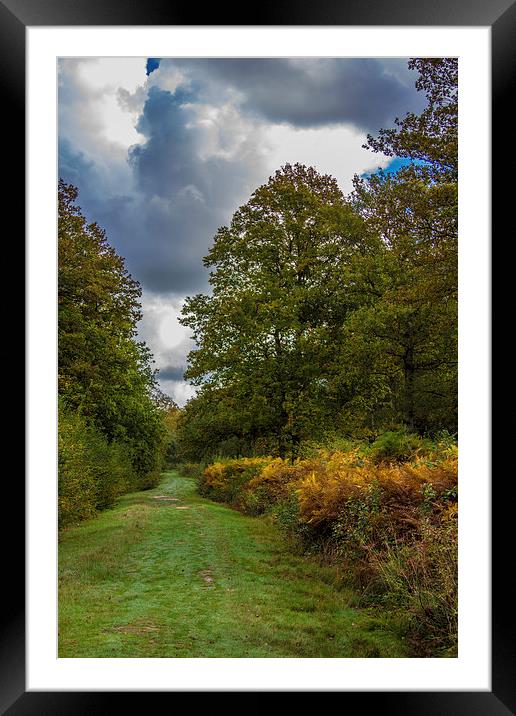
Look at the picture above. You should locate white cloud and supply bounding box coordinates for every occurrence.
[264,123,392,195]
[159,380,198,407]
[77,57,146,93]
[146,62,186,94]
[60,58,147,152]
[138,293,193,354]
[137,292,195,405]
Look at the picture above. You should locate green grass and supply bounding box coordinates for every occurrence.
[59,471,407,657]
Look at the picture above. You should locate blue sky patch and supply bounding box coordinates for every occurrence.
[146,58,161,76]
[361,156,426,179]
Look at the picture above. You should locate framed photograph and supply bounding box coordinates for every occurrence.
[10,0,508,710]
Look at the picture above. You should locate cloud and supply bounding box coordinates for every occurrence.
[159,380,197,406]
[59,58,424,297]
[263,123,392,194]
[59,58,146,152]
[156,364,186,382]
[59,68,269,296]
[134,293,196,404]
[156,58,425,133]
[119,85,268,294]
[58,56,425,404]
[58,138,96,196]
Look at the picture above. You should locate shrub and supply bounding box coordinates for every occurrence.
[199,457,271,505]
[295,456,457,539]
[58,403,135,528]
[58,410,99,527]
[199,443,458,656]
[271,494,315,548]
[87,430,135,510]
[290,450,458,655]
[368,430,431,464]
[240,458,313,515]
[177,462,206,479]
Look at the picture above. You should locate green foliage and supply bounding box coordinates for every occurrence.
[175,386,259,463]
[368,430,430,464]
[367,521,458,656]
[58,180,168,519]
[58,180,143,412]
[199,457,270,505]
[272,494,304,539]
[176,461,206,479]
[178,60,458,461]
[180,163,372,461]
[348,58,458,435]
[153,390,181,468]
[58,400,136,528]
[346,165,458,434]
[365,58,458,179]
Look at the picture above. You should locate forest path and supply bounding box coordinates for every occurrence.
[59,471,406,657]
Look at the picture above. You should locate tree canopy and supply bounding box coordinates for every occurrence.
[58,180,167,498]
[177,59,458,461]
[180,164,374,458]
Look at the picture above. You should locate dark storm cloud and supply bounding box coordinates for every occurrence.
[59,58,425,298]
[128,85,202,199]
[59,83,263,296]
[59,139,96,197]
[118,85,264,294]
[59,140,147,279]
[156,364,186,382]
[166,58,425,133]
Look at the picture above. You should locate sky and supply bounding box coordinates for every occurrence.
[58,57,425,406]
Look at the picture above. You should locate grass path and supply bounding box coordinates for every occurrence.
[59,471,407,657]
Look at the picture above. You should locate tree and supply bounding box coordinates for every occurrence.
[180,164,370,459]
[365,58,458,180]
[58,179,142,417]
[178,60,458,453]
[151,388,181,467]
[58,180,167,488]
[346,59,458,433]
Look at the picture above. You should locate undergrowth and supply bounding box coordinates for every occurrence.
[198,431,458,656]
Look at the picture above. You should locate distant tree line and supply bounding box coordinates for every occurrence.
[177,59,458,462]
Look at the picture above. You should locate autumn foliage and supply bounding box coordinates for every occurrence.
[197,433,458,655]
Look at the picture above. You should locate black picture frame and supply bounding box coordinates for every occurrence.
[9,0,508,711]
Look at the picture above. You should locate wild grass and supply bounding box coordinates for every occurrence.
[58,471,406,658]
